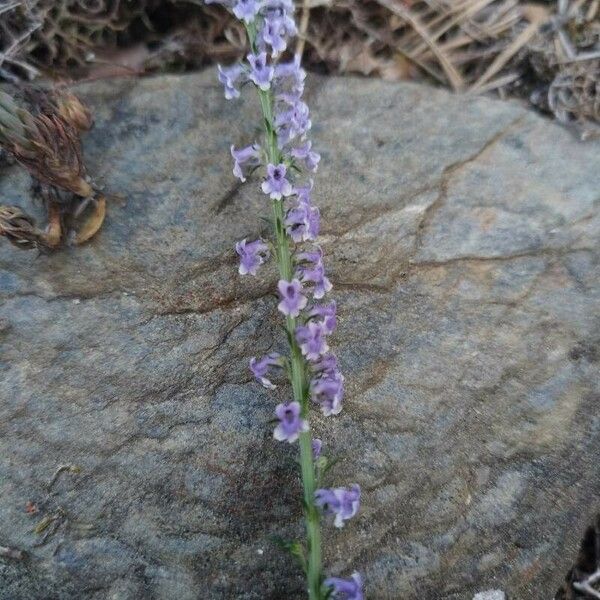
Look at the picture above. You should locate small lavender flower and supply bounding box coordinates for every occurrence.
[296,321,330,361]
[291,183,320,239]
[310,371,344,416]
[291,141,320,172]
[324,572,364,600]
[295,181,312,203]
[312,438,322,458]
[284,195,320,242]
[233,0,260,23]
[276,97,311,146]
[296,249,332,299]
[273,401,309,443]
[315,484,360,528]
[277,278,308,317]
[263,0,294,11]
[308,302,337,334]
[231,143,261,182]
[248,52,274,91]
[235,238,269,275]
[259,15,288,56]
[261,163,293,200]
[274,59,306,97]
[218,64,245,100]
[250,352,283,389]
[311,353,340,377]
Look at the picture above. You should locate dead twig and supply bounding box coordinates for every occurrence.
[375,0,465,91]
[471,5,549,92]
[296,0,312,60]
[48,464,81,490]
[33,508,66,547]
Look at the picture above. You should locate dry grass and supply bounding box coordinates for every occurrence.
[0,1,598,134]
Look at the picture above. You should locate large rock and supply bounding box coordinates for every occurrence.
[0,70,599,599]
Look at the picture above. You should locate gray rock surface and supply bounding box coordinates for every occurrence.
[0,70,599,599]
[473,591,505,600]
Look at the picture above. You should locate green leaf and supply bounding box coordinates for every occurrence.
[321,455,341,478]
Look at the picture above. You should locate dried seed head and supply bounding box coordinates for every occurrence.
[53,90,93,132]
[27,114,93,197]
[0,90,92,197]
[0,205,42,250]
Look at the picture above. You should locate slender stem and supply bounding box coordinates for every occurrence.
[270,172,322,600]
[249,27,323,598]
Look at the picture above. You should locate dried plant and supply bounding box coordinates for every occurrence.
[0,1,152,80]
[0,89,93,197]
[529,0,600,139]
[0,204,44,250]
[301,1,550,92]
[0,0,246,79]
[0,87,105,250]
[0,0,598,136]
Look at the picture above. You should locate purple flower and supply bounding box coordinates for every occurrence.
[248,52,274,91]
[310,371,344,416]
[308,302,337,334]
[261,163,293,200]
[250,352,283,389]
[296,248,323,265]
[274,59,306,97]
[235,238,269,275]
[218,63,244,100]
[276,97,311,146]
[274,401,309,443]
[324,572,364,600]
[312,438,322,458]
[231,143,261,182]
[309,351,344,415]
[263,0,294,11]
[315,484,360,528]
[233,0,260,22]
[259,15,289,56]
[295,181,313,203]
[291,141,320,172]
[311,352,339,377]
[284,195,320,243]
[296,248,332,299]
[277,278,308,317]
[296,321,329,361]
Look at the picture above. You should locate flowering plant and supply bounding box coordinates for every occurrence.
[207,1,362,598]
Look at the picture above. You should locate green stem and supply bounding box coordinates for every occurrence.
[248,24,323,600]
[271,169,322,600]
